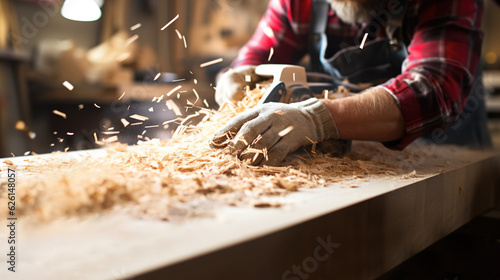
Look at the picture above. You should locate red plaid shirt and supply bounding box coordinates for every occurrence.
[231,0,484,149]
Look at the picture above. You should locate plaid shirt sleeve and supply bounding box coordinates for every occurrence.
[381,0,484,149]
[231,0,311,67]
[232,0,484,150]
[231,0,358,67]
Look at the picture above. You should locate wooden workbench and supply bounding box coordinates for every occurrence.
[0,143,499,280]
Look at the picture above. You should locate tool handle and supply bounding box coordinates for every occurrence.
[255,64,307,87]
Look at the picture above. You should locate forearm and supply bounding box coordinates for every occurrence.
[320,87,405,142]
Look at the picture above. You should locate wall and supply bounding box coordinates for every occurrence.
[12,0,102,52]
[482,0,500,69]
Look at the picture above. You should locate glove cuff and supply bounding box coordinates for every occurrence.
[300,98,340,141]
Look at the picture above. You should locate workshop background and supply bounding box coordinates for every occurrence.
[1,0,500,157]
[0,0,500,279]
[0,0,269,157]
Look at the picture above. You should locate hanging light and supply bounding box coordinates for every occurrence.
[61,0,102,22]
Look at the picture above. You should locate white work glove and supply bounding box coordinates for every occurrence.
[211,98,339,166]
[215,65,262,106]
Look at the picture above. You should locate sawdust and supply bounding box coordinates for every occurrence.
[0,86,446,222]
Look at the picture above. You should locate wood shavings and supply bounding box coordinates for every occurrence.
[191,89,200,106]
[1,84,438,223]
[268,47,274,61]
[130,23,141,31]
[52,110,67,119]
[94,133,104,146]
[130,114,149,121]
[62,81,74,91]
[304,136,317,154]
[154,73,161,81]
[161,14,179,30]
[278,126,294,137]
[200,58,223,68]
[166,85,182,97]
[175,29,182,39]
[121,118,129,127]
[401,170,418,179]
[263,25,275,39]
[104,136,118,143]
[360,33,368,49]
[102,131,120,135]
[125,34,139,47]
[166,100,182,116]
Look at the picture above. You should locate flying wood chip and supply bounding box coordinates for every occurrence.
[62,81,74,91]
[200,58,223,68]
[129,114,149,121]
[53,110,67,119]
[278,126,294,137]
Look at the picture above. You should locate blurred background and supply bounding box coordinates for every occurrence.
[0,0,499,157]
[0,0,268,156]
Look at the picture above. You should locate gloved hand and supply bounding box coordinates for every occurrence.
[211,98,339,166]
[215,65,262,106]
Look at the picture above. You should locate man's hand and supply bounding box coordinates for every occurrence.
[215,65,262,106]
[211,98,339,166]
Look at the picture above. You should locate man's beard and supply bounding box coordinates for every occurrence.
[328,0,387,24]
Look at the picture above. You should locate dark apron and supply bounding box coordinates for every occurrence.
[309,0,492,149]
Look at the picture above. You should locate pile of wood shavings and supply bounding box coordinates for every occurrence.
[0,86,407,222]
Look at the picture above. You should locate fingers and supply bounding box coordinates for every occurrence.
[239,128,282,164]
[209,131,236,149]
[211,109,260,149]
[215,110,259,136]
[211,99,319,166]
[228,116,272,153]
[260,136,305,166]
[261,141,289,166]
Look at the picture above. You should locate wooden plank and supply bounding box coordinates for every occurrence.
[134,157,500,280]
[0,147,498,279]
